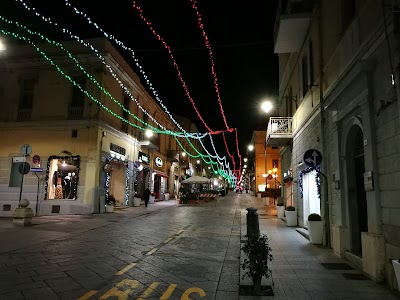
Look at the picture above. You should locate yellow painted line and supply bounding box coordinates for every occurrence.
[181,287,206,300]
[176,230,184,235]
[115,263,136,275]
[146,247,158,255]
[163,237,173,244]
[160,284,177,300]
[77,290,97,300]
[137,282,160,300]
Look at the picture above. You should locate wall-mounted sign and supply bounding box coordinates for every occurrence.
[138,151,150,164]
[155,157,163,168]
[110,143,126,156]
[364,171,374,191]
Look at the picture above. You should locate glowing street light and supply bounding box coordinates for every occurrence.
[145,129,153,138]
[248,145,254,151]
[261,101,273,113]
[244,158,248,162]
[0,39,6,51]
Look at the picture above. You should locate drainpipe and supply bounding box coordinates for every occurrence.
[317,0,331,248]
[392,0,400,122]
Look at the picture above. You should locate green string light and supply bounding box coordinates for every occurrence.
[1,28,235,182]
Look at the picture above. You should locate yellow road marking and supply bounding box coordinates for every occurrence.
[146,247,158,255]
[176,230,184,235]
[161,284,177,300]
[99,279,140,300]
[115,263,136,275]
[181,287,206,300]
[137,282,160,300]
[77,290,97,300]
[163,237,173,244]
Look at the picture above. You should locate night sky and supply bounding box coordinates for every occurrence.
[1,0,279,170]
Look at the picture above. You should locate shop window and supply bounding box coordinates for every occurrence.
[9,162,23,187]
[46,156,80,200]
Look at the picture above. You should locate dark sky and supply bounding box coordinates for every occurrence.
[1,0,279,172]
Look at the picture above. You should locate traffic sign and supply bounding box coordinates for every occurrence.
[18,162,31,175]
[12,156,26,163]
[30,167,43,172]
[267,174,273,180]
[303,149,322,167]
[20,144,32,156]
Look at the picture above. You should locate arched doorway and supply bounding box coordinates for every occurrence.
[345,125,368,256]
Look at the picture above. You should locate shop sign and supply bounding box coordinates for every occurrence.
[138,151,150,164]
[110,143,126,156]
[155,157,163,167]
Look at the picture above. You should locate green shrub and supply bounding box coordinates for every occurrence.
[308,213,322,221]
[241,232,274,294]
[286,206,295,211]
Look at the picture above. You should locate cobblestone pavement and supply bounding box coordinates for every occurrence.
[0,193,399,300]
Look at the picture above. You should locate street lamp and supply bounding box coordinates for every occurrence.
[248,145,254,151]
[244,158,248,163]
[261,100,273,113]
[0,39,6,51]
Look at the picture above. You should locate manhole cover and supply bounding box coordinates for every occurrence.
[342,273,369,280]
[321,263,354,270]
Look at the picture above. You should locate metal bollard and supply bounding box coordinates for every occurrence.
[246,207,259,235]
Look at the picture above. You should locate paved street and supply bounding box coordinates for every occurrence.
[0,193,399,300]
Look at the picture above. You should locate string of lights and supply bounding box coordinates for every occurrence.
[2,28,234,181]
[14,0,228,138]
[11,0,238,183]
[131,0,216,133]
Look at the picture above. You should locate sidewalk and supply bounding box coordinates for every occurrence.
[0,200,177,253]
[239,194,400,299]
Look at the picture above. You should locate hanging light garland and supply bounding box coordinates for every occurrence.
[13,0,227,138]
[9,2,238,180]
[298,165,321,199]
[12,0,237,178]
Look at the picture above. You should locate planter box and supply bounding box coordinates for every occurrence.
[277,206,285,218]
[106,205,114,213]
[285,210,297,226]
[308,221,323,244]
[133,197,141,207]
[393,260,400,291]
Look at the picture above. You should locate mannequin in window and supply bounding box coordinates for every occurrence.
[70,172,76,199]
[55,178,63,199]
[64,173,72,199]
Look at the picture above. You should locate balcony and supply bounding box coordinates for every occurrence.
[167,150,179,163]
[68,106,84,120]
[137,132,159,151]
[16,108,32,121]
[266,117,293,147]
[274,0,313,53]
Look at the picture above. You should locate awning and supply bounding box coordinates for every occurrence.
[153,170,168,178]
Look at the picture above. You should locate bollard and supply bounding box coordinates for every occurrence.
[246,207,259,235]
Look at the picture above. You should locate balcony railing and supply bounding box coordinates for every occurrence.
[68,106,84,120]
[266,117,293,147]
[273,0,314,53]
[16,108,32,121]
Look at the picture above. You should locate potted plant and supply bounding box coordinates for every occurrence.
[133,192,141,207]
[106,195,115,213]
[285,206,297,226]
[276,197,285,219]
[393,259,400,290]
[240,232,274,296]
[149,192,156,203]
[308,213,323,244]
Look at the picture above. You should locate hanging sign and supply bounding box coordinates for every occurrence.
[155,157,163,167]
[138,151,150,164]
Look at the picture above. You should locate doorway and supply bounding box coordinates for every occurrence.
[346,125,368,256]
[109,161,127,206]
[302,170,320,227]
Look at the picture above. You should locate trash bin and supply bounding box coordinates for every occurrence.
[246,207,259,235]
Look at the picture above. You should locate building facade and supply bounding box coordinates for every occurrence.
[0,37,204,216]
[272,0,400,289]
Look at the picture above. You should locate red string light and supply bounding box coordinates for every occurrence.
[189,0,231,131]
[222,131,236,176]
[235,128,242,178]
[132,0,218,133]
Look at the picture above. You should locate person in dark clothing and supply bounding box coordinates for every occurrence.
[143,188,151,207]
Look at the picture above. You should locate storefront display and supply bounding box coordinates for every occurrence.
[45,155,80,200]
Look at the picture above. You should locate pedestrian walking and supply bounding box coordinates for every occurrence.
[143,188,151,207]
